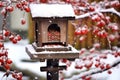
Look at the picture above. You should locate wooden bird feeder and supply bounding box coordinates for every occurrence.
[26,3,79,80]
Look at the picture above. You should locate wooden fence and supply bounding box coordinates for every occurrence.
[68,18,120,49]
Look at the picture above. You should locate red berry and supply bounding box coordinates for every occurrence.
[84,62,93,69]
[81,27,88,35]
[95,58,100,62]
[79,48,86,55]
[82,57,87,61]
[88,56,93,60]
[0,58,4,63]
[92,15,101,22]
[21,18,26,25]
[114,53,119,57]
[100,64,105,70]
[6,6,14,12]
[74,9,80,15]
[4,30,10,37]
[9,35,14,41]
[75,28,81,35]
[107,70,112,74]
[81,75,86,79]
[0,35,3,40]
[97,20,106,27]
[29,0,34,2]
[88,6,95,11]
[75,65,83,69]
[95,62,100,68]
[106,64,111,69]
[16,3,22,9]
[85,76,91,80]
[0,42,4,48]
[65,0,70,3]
[40,0,47,3]
[24,6,30,12]
[6,59,12,64]
[12,39,17,44]
[16,35,22,41]
[12,73,16,78]
[61,59,67,63]
[4,64,10,70]
[21,1,28,6]
[93,27,99,34]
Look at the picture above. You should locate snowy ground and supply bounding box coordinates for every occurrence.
[0,39,120,80]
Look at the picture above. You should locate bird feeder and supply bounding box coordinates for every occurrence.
[26,3,79,80]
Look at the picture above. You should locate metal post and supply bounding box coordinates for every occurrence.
[47,59,59,80]
[40,59,66,80]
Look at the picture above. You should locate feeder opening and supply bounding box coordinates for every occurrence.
[48,23,61,42]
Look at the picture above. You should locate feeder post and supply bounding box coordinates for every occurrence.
[47,59,59,80]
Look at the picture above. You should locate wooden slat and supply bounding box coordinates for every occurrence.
[26,45,79,60]
[41,66,66,71]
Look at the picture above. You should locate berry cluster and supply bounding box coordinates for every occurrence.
[0,29,22,44]
[16,0,30,12]
[0,48,12,70]
[0,0,26,79]
[0,29,22,80]
[74,49,120,80]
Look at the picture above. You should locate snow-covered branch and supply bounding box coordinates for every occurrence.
[65,52,120,80]
[75,8,120,19]
[100,8,120,17]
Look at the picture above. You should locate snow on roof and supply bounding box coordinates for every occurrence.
[29,3,75,18]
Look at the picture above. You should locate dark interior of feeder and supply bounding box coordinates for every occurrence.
[42,23,66,46]
[47,23,60,41]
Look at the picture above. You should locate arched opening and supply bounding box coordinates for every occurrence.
[48,24,60,42]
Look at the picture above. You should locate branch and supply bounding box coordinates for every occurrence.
[100,8,120,17]
[75,8,120,19]
[65,54,120,80]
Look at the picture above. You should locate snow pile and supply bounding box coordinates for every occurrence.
[30,4,75,18]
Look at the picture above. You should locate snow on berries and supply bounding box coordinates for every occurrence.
[6,5,14,12]
[74,25,89,36]
[2,29,22,44]
[3,30,10,37]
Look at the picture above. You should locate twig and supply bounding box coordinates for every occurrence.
[75,8,120,19]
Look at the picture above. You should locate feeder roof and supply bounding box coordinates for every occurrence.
[29,4,75,18]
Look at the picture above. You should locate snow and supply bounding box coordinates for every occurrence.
[29,4,75,18]
[3,40,47,78]
[0,40,120,80]
[26,44,79,54]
